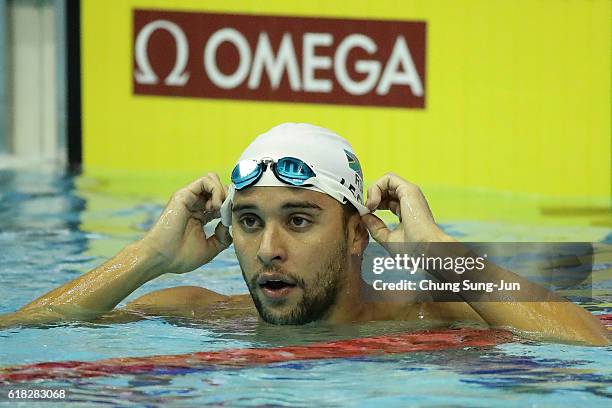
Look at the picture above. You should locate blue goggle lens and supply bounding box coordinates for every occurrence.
[231,160,262,190]
[275,157,315,186]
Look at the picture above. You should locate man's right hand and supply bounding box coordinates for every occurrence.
[140,172,232,275]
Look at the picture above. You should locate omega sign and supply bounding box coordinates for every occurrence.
[133,10,426,108]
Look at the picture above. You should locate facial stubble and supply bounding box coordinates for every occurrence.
[241,239,348,325]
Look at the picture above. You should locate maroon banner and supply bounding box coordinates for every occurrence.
[133,10,427,108]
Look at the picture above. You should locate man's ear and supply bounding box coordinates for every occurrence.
[349,215,370,255]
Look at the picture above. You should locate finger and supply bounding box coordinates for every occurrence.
[375,197,400,211]
[379,173,412,202]
[367,173,426,222]
[206,221,232,254]
[200,173,224,211]
[366,182,388,211]
[361,213,391,243]
[215,221,232,247]
[183,174,223,211]
[388,201,402,221]
[181,177,212,209]
[197,209,221,225]
[207,173,227,208]
[366,173,405,210]
[372,200,399,222]
[191,211,206,222]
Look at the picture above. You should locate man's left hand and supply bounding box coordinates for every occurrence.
[361,172,454,247]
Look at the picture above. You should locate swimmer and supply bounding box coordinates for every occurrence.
[0,123,609,345]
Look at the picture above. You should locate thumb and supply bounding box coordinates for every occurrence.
[206,221,233,254]
[361,213,391,243]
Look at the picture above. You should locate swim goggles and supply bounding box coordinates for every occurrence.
[220,156,369,226]
[232,157,316,190]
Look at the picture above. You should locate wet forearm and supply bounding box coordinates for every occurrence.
[453,261,607,344]
[466,300,610,345]
[6,241,164,324]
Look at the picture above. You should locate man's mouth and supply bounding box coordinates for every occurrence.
[256,273,298,300]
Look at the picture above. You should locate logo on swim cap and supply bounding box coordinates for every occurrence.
[344,149,362,176]
[341,149,364,203]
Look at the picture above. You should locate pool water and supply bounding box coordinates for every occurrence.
[0,169,610,407]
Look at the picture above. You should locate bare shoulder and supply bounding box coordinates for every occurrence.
[422,301,487,325]
[124,286,229,315]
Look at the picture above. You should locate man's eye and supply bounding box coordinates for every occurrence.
[240,216,261,229]
[289,216,311,228]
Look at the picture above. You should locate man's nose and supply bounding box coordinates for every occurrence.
[257,222,286,265]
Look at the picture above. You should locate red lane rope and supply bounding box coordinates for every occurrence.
[1,314,609,384]
[598,313,612,328]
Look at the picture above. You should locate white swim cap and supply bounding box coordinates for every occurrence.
[220,123,369,226]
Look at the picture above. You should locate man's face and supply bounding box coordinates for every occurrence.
[231,186,350,325]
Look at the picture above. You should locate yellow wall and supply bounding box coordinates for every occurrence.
[81,0,611,225]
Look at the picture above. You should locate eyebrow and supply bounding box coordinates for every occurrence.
[232,201,322,213]
[232,203,257,213]
[281,201,322,211]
